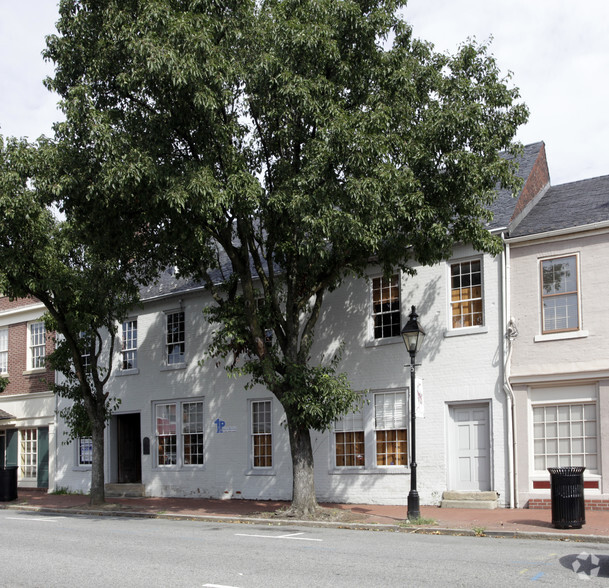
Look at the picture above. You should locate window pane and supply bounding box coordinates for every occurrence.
[252,400,272,468]
[156,403,177,465]
[450,260,483,329]
[20,429,37,478]
[0,328,7,374]
[182,402,204,465]
[122,320,138,369]
[541,256,579,333]
[372,275,400,339]
[376,429,407,466]
[30,322,46,369]
[79,437,93,466]
[533,403,597,472]
[167,311,185,364]
[335,431,365,467]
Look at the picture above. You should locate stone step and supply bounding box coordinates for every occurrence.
[105,483,146,498]
[441,490,499,510]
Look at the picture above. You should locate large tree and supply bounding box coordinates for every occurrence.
[43,0,528,514]
[0,137,144,505]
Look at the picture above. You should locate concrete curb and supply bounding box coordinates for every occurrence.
[3,503,609,543]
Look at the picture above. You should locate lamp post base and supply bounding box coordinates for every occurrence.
[407,490,420,521]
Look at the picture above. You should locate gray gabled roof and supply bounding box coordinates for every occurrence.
[487,141,545,231]
[509,174,609,238]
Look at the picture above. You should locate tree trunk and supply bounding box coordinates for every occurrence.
[89,418,105,505]
[287,418,318,515]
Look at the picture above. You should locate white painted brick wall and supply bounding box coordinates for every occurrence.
[56,244,509,506]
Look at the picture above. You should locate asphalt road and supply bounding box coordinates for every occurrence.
[1,511,608,587]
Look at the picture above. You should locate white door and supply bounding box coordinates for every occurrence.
[449,404,491,491]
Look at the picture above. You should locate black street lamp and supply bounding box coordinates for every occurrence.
[401,305,425,521]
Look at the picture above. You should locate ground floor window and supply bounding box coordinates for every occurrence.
[333,390,408,470]
[155,400,204,467]
[20,428,37,478]
[334,411,365,467]
[374,392,408,466]
[251,400,272,468]
[533,403,597,471]
[78,437,93,466]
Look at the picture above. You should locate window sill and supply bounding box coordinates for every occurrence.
[22,368,46,376]
[329,467,409,475]
[365,336,403,348]
[245,468,276,476]
[72,466,92,472]
[160,362,187,372]
[116,368,140,377]
[444,326,488,338]
[534,330,588,343]
[152,464,206,471]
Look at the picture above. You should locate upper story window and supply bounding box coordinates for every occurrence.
[0,328,7,374]
[372,274,401,339]
[541,255,579,333]
[166,311,185,365]
[450,260,483,329]
[121,319,137,370]
[29,322,46,370]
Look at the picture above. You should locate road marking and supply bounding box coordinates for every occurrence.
[235,531,322,542]
[6,517,60,522]
[202,584,240,588]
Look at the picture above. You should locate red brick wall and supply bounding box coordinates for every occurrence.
[528,498,609,511]
[511,142,551,221]
[0,296,41,313]
[1,297,54,396]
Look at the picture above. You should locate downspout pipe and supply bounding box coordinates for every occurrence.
[501,233,519,508]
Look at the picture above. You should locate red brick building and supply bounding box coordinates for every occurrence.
[0,296,55,489]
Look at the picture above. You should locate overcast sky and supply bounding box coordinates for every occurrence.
[1,1,607,185]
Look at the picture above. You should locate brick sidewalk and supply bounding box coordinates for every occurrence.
[4,489,609,541]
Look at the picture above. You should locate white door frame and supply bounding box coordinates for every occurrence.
[447,401,492,492]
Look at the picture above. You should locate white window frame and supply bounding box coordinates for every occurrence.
[334,410,365,468]
[121,319,138,371]
[27,321,46,371]
[369,273,401,344]
[165,310,185,367]
[20,428,37,479]
[447,257,485,333]
[0,327,7,374]
[539,253,580,335]
[374,391,408,467]
[532,402,598,473]
[153,399,204,469]
[77,437,93,467]
[250,399,273,470]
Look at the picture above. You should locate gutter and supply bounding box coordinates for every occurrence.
[506,219,609,245]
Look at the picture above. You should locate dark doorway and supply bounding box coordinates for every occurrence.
[117,414,141,484]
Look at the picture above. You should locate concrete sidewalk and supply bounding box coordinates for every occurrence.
[4,489,609,542]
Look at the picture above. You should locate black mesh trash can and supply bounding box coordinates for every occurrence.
[548,466,585,529]
[0,466,18,501]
